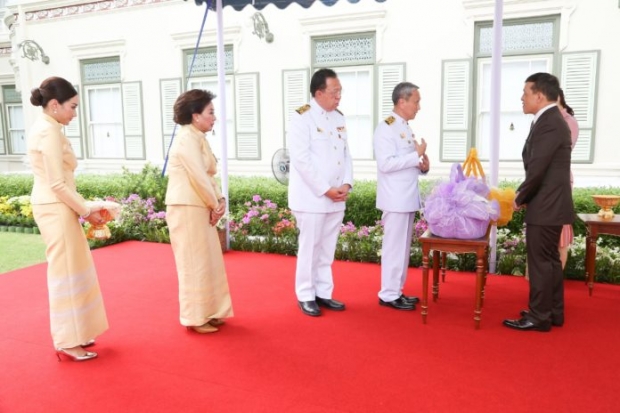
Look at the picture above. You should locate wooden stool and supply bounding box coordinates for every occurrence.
[419,228,490,329]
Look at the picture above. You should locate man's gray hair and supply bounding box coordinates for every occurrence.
[392,82,419,105]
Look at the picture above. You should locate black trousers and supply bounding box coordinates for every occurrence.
[526,224,564,324]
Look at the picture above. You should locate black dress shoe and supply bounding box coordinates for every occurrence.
[379,297,415,311]
[400,294,420,304]
[315,297,345,311]
[298,301,321,317]
[520,310,564,327]
[503,317,551,332]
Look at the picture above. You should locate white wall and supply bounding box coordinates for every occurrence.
[0,0,618,187]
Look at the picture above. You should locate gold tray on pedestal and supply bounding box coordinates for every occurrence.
[591,195,620,219]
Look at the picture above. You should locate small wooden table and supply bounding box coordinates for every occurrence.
[578,214,620,296]
[419,228,490,329]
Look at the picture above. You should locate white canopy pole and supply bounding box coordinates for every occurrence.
[488,0,503,273]
[215,0,230,246]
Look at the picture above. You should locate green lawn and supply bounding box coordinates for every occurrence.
[0,232,47,274]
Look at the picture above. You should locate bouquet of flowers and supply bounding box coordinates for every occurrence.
[84,200,121,240]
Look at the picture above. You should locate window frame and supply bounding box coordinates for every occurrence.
[82,83,125,160]
[310,32,378,161]
[472,15,561,162]
[1,85,25,156]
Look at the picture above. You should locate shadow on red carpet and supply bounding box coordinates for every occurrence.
[0,241,618,413]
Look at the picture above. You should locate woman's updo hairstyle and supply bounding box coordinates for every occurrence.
[173,89,215,125]
[30,76,78,108]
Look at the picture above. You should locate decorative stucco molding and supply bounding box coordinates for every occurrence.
[24,0,175,22]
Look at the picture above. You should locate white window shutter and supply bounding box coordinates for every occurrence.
[441,59,471,162]
[122,81,144,160]
[0,104,5,155]
[283,69,309,143]
[64,85,82,158]
[572,129,592,162]
[561,51,599,163]
[377,63,405,121]
[160,78,182,159]
[235,73,260,160]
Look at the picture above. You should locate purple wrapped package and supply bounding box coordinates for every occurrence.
[424,163,500,239]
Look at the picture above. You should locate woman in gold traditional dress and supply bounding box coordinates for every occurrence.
[165,89,233,334]
[28,77,109,361]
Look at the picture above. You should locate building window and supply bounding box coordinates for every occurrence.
[2,86,25,155]
[335,66,373,159]
[312,33,375,160]
[81,57,144,159]
[478,21,555,54]
[313,34,375,66]
[82,57,123,159]
[474,16,558,161]
[85,85,124,158]
[188,77,235,161]
[184,46,234,77]
[183,46,236,159]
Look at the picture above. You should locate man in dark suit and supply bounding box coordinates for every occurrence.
[503,72,575,332]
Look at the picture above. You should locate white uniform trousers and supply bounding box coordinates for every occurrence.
[379,211,416,301]
[293,210,344,301]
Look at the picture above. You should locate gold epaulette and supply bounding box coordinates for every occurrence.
[296,104,311,115]
[385,116,395,125]
[335,108,344,116]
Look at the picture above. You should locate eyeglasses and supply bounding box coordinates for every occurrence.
[323,88,342,97]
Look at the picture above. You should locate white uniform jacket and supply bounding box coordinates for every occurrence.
[374,112,424,213]
[287,99,353,213]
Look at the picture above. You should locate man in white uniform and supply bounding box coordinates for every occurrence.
[288,68,353,317]
[374,82,429,311]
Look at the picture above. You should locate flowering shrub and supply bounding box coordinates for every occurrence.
[229,195,297,238]
[4,189,620,284]
[564,235,620,283]
[334,217,430,265]
[112,194,168,243]
[228,195,298,255]
[414,218,428,239]
[336,220,384,263]
[83,194,168,247]
[0,195,35,227]
[495,228,527,275]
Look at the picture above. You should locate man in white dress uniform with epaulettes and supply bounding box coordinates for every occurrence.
[287,68,353,317]
[374,82,429,311]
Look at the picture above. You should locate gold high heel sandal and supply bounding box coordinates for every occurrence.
[55,347,98,362]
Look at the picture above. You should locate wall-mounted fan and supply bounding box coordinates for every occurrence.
[271,148,290,185]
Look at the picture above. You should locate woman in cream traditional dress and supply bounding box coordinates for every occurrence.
[28,77,109,361]
[165,89,233,334]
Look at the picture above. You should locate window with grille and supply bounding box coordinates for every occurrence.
[81,57,144,159]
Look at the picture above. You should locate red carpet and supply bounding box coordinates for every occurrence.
[1,241,618,413]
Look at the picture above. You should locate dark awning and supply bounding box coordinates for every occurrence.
[193,0,387,11]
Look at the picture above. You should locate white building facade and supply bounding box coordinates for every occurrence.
[0,0,618,187]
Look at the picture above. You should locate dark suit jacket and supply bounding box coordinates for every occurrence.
[515,106,574,226]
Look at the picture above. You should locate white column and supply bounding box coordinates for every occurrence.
[215,0,230,248]
[488,0,503,273]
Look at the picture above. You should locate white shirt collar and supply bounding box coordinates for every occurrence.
[532,103,557,124]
